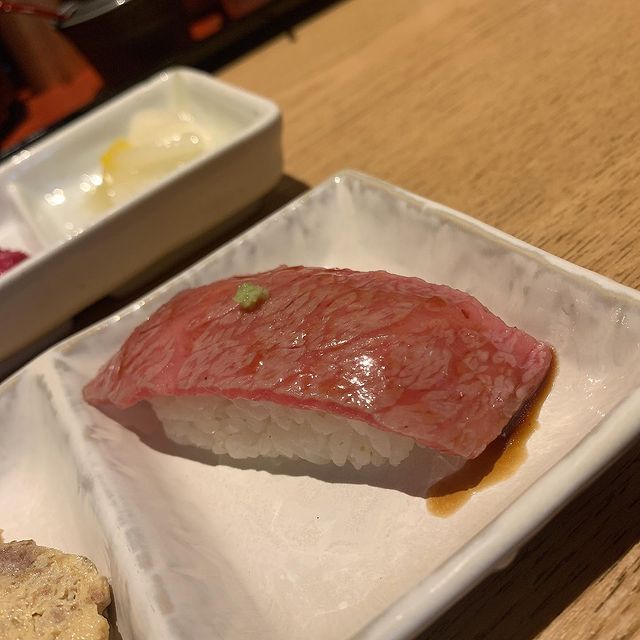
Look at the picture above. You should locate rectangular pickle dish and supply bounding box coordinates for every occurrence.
[0,66,282,367]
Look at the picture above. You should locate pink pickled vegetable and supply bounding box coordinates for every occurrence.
[0,249,28,275]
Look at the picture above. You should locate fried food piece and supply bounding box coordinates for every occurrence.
[0,539,110,640]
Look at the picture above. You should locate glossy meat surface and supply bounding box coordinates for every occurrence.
[84,266,552,458]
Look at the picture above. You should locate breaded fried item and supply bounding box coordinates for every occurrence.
[0,539,110,640]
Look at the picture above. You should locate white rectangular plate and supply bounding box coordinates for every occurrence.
[0,67,281,365]
[1,170,639,640]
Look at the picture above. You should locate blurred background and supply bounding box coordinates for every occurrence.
[0,0,337,157]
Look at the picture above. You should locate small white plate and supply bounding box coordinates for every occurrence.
[1,171,639,640]
[0,66,281,363]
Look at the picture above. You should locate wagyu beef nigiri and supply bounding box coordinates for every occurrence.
[84,266,553,467]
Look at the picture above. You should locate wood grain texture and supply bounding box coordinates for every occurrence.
[423,437,640,640]
[220,0,640,638]
[221,0,640,289]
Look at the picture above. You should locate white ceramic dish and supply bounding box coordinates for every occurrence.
[1,170,639,640]
[0,66,281,363]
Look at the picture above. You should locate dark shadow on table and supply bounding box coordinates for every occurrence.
[416,435,640,640]
[107,588,124,640]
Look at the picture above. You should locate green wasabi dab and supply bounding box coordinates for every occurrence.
[233,282,269,310]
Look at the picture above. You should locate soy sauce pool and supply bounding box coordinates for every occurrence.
[427,355,557,517]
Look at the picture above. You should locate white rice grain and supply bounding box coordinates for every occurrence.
[150,396,415,469]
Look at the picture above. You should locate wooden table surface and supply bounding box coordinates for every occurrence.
[220,1,640,638]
